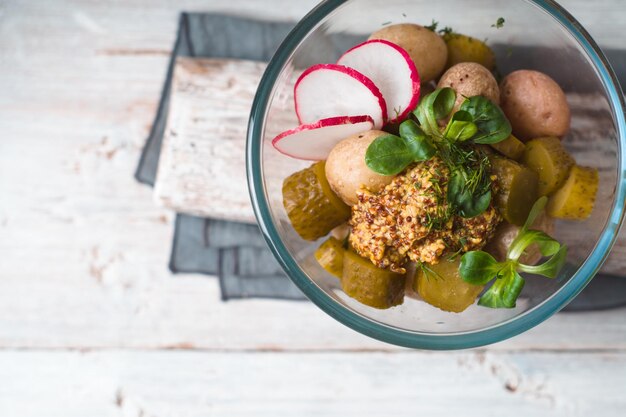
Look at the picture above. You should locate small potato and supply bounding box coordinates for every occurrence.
[484,213,555,265]
[369,24,447,83]
[325,130,394,206]
[500,70,570,141]
[437,62,500,113]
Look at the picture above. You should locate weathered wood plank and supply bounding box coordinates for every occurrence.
[153,58,299,223]
[0,350,625,416]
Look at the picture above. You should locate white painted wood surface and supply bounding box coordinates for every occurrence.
[0,0,625,415]
[154,58,298,223]
[2,350,626,417]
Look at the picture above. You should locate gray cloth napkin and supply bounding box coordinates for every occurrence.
[136,12,626,309]
[136,13,304,300]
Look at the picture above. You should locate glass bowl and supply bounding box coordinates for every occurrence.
[247,0,626,349]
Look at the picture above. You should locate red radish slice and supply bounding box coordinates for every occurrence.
[294,64,387,129]
[337,39,420,123]
[272,115,374,160]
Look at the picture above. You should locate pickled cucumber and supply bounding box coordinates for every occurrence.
[443,33,496,70]
[342,251,405,309]
[547,165,598,220]
[315,237,345,279]
[415,258,484,313]
[522,136,575,196]
[490,156,539,226]
[282,161,351,240]
[489,134,525,161]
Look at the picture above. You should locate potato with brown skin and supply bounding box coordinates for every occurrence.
[369,24,447,83]
[437,62,500,113]
[500,70,570,141]
[484,213,555,265]
[325,130,394,206]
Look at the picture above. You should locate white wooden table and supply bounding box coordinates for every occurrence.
[0,1,625,416]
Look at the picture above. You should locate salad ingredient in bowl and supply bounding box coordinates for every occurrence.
[263,16,605,319]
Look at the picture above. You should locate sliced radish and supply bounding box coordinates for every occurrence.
[294,64,387,129]
[272,115,374,160]
[337,39,420,123]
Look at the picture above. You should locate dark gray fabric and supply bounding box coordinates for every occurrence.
[219,248,305,300]
[136,13,304,300]
[169,214,219,275]
[136,12,626,308]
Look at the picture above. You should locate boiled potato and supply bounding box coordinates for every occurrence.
[342,250,405,309]
[500,70,570,141]
[437,62,499,113]
[547,165,598,220]
[415,258,483,313]
[325,130,394,206]
[369,23,447,82]
[489,134,525,161]
[282,161,351,240]
[443,33,496,70]
[484,213,555,265]
[522,136,575,196]
[490,156,539,225]
[315,237,345,279]
[330,223,351,241]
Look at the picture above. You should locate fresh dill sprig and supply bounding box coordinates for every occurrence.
[425,19,439,31]
[416,261,443,281]
[491,17,505,29]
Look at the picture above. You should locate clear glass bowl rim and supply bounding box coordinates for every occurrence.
[246,0,626,349]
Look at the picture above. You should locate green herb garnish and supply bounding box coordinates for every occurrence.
[414,87,456,137]
[459,197,568,308]
[365,88,512,220]
[443,110,478,142]
[459,96,512,144]
[364,134,415,176]
[491,17,505,29]
[365,120,435,176]
[425,19,439,31]
[399,119,437,161]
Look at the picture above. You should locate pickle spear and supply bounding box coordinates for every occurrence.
[489,134,526,161]
[490,156,539,226]
[415,258,484,313]
[522,136,575,196]
[342,251,405,309]
[443,33,496,70]
[282,161,351,240]
[315,237,345,279]
[547,165,598,220]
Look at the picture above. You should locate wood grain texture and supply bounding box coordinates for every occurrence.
[154,58,298,223]
[0,0,624,352]
[154,58,268,223]
[0,0,625,414]
[1,350,625,417]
